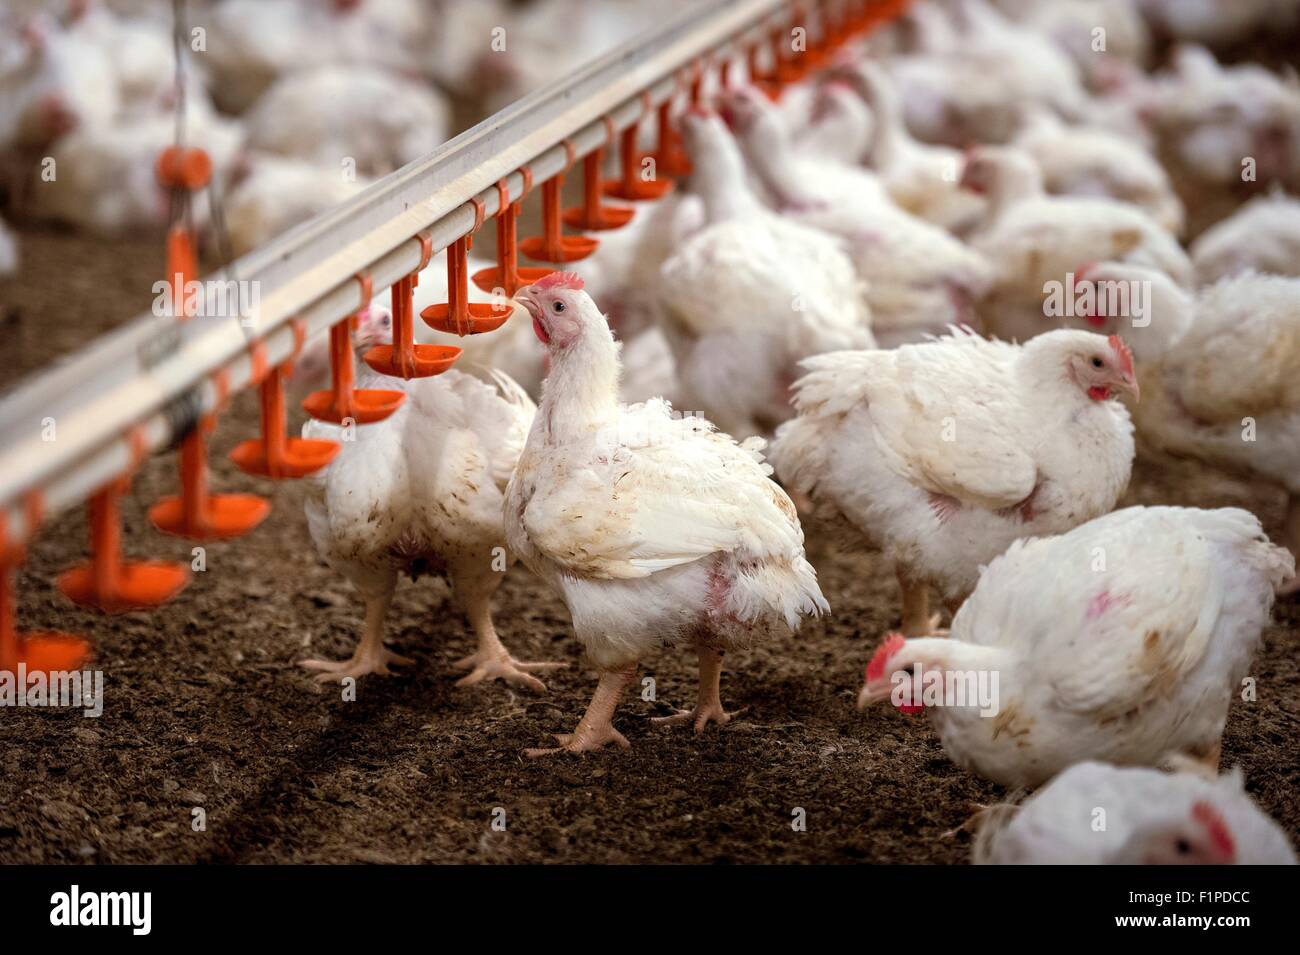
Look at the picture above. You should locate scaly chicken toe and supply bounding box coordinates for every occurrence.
[652,646,741,734]
[451,608,565,692]
[452,651,564,693]
[525,726,631,758]
[651,702,742,734]
[299,645,414,683]
[525,667,634,757]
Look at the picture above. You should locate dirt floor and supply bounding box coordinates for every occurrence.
[0,219,1298,865]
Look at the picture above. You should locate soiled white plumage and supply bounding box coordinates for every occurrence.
[305,368,532,564]
[771,328,1135,600]
[657,110,870,438]
[301,363,544,683]
[727,88,990,346]
[1191,192,1300,283]
[862,506,1292,788]
[976,761,1297,865]
[506,281,826,673]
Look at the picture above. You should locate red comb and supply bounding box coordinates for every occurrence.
[1191,801,1236,861]
[533,271,585,292]
[1108,335,1135,377]
[865,632,907,683]
[1072,261,1099,288]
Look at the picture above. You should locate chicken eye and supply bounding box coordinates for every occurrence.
[1176,839,1191,855]
[552,301,566,313]
[1091,357,1104,369]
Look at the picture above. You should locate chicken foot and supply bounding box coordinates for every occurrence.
[452,581,564,693]
[525,665,636,757]
[652,645,743,733]
[300,591,414,683]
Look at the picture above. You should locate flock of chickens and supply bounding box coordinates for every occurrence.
[7,0,1300,865]
[0,0,688,261]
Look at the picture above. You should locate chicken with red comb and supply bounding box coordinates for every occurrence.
[771,327,1137,637]
[975,761,1296,865]
[857,506,1293,789]
[508,278,827,756]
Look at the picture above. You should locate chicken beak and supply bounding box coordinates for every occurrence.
[1118,375,1140,403]
[514,286,539,320]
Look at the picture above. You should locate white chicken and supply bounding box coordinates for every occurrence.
[656,109,870,438]
[1124,272,1300,593]
[857,506,1293,788]
[1055,260,1193,358]
[1006,0,1152,93]
[1145,45,1300,197]
[794,80,876,167]
[724,86,991,347]
[886,0,1088,146]
[961,145,1192,345]
[842,60,985,234]
[0,11,118,152]
[244,65,450,178]
[27,112,243,235]
[226,153,373,258]
[199,0,427,113]
[974,760,1297,864]
[1014,108,1185,236]
[771,328,1137,635]
[505,272,827,755]
[300,352,563,689]
[1190,191,1300,283]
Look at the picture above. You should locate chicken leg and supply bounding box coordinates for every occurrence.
[652,645,742,733]
[526,665,636,757]
[300,590,414,683]
[451,575,564,693]
[897,564,944,636]
[1280,493,1300,596]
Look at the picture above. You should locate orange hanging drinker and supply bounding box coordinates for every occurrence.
[423,198,513,335]
[363,233,463,379]
[604,96,675,203]
[564,119,637,231]
[58,430,191,612]
[472,173,554,298]
[231,328,342,478]
[150,144,271,539]
[301,273,407,424]
[0,499,90,675]
[521,142,600,263]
